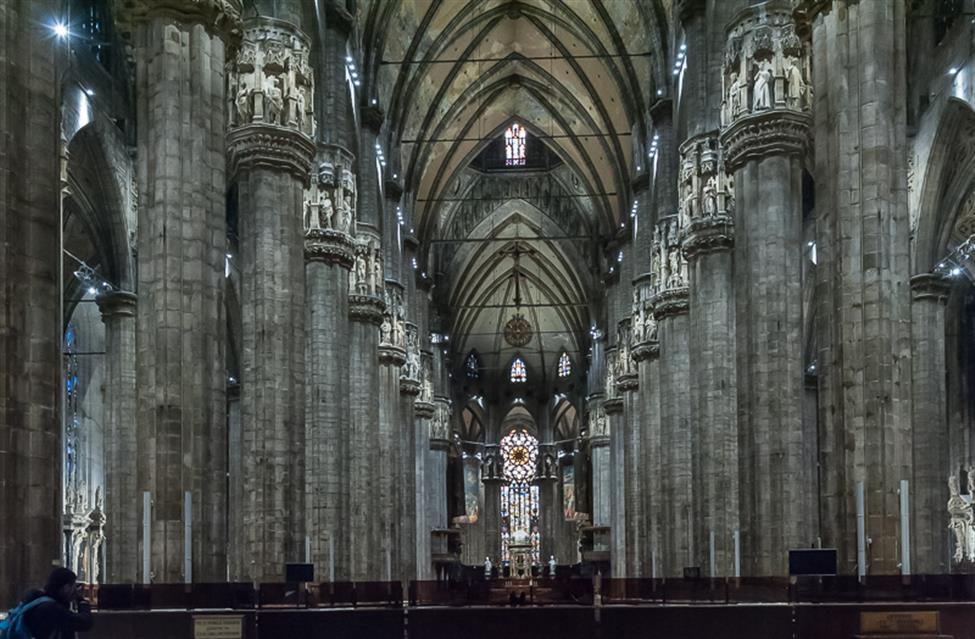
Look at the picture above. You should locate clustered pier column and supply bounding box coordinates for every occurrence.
[124,0,241,583]
[720,1,812,575]
[303,146,356,582]
[228,16,316,581]
[631,278,660,577]
[650,216,692,577]
[0,0,61,605]
[680,133,740,577]
[802,0,915,575]
[97,291,139,583]
[348,234,385,580]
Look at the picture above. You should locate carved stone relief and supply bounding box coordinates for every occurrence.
[229,20,315,138]
[721,5,810,128]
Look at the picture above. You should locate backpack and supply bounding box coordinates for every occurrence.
[0,596,53,639]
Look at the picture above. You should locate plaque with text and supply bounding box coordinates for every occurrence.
[860,611,939,635]
[193,615,244,639]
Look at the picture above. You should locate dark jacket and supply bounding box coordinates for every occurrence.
[21,591,93,639]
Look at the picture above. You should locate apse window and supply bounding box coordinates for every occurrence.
[558,352,571,378]
[505,123,527,166]
[465,351,480,379]
[510,356,528,383]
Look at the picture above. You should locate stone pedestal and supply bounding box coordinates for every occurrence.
[127,0,241,583]
[96,291,139,583]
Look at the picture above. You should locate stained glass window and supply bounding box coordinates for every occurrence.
[465,351,480,379]
[510,356,527,383]
[64,324,81,488]
[500,429,540,564]
[505,124,526,166]
[558,352,571,378]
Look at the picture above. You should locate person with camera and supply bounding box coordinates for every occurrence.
[16,568,94,639]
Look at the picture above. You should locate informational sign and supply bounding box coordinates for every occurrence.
[193,615,244,639]
[859,611,939,635]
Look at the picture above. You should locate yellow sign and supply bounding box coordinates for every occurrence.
[859,611,939,635]
[193,615,244,639]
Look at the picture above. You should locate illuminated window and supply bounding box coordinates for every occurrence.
[500,429,540,563]
[505,123,527,166]
[558,352,571,378]
[510,356,527,383]
[465,351,480,379]
[64,324,81,491]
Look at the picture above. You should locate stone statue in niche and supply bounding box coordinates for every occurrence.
[752,61,772,111]
[406,332,421,379]
[644,314,658,342]
[264,74,284,125]
[380,315,393,345]
[372,247,383,295]
[354,250,368,294]
[947,473,975,563]
[668,247,682,287]
[235,81,252,124]
[703,175,718,217]
[784,55,804,109]
[605,354,616,398]
[728,71,743,120]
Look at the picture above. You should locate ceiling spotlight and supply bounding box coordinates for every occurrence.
[949,67,960,76]
[354,80,361,87]
[346,56,353,63]
[84,88,95,97]
[52,22,69,39]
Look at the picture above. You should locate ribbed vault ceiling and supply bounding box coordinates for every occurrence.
[363,0,670,386]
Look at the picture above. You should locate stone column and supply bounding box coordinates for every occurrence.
[228,17,316,582]
[429,398,452,536]
[482,449,504,566]
[631,278,661,577]
[719,2,811,575]
[0,1,61,605]
[414,359,436,580]
[910,274,951,573]
[348,235,385,580]
[649,217,692,577]
[681,134,740,577]
[605,358,626,576]
[377,285,406,581]
[125,0,241,583]
[536,444,559,564]
[616,320,642,577]
[399,326,420,581]
[588,400,611,528]
[304,145,356,582]
[801,0,914,575]
[97,291,139,583]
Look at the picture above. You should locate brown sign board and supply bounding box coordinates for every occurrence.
[193,615,244,639]
[859,611,940,635]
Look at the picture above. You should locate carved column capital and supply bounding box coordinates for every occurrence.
[228,18,317,145]
[362,104,385,135]
[430,398,453,449]
[304,230,356,268]
[650,287,690,320]
[349,295,385,325]
[96,290,137,320]
[631,340,659,363]
[721,110,811,171]
[719,0,812,170]
[603,397,624,416]
[228,124,315,179]
[617,374,639,393]
[649,215,689,297]
[682,215,735,258]
[115,0,243,47]
[911,273,952,303]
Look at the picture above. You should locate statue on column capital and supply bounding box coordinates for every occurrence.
[228,18,316,140]
[719,1,811,168]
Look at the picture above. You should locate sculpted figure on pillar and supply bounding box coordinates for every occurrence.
[948,473,975,563]
[651,217,688,294]
[403,326,421,380]
[419,356,434,403]
[720,4,810,128]
[604,351,617,399]
[229,20,315,137]
[432,399,453,442]
[589,404,608,438]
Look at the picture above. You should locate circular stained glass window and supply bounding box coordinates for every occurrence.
[501,429,538,483]
[503,313,533,347]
